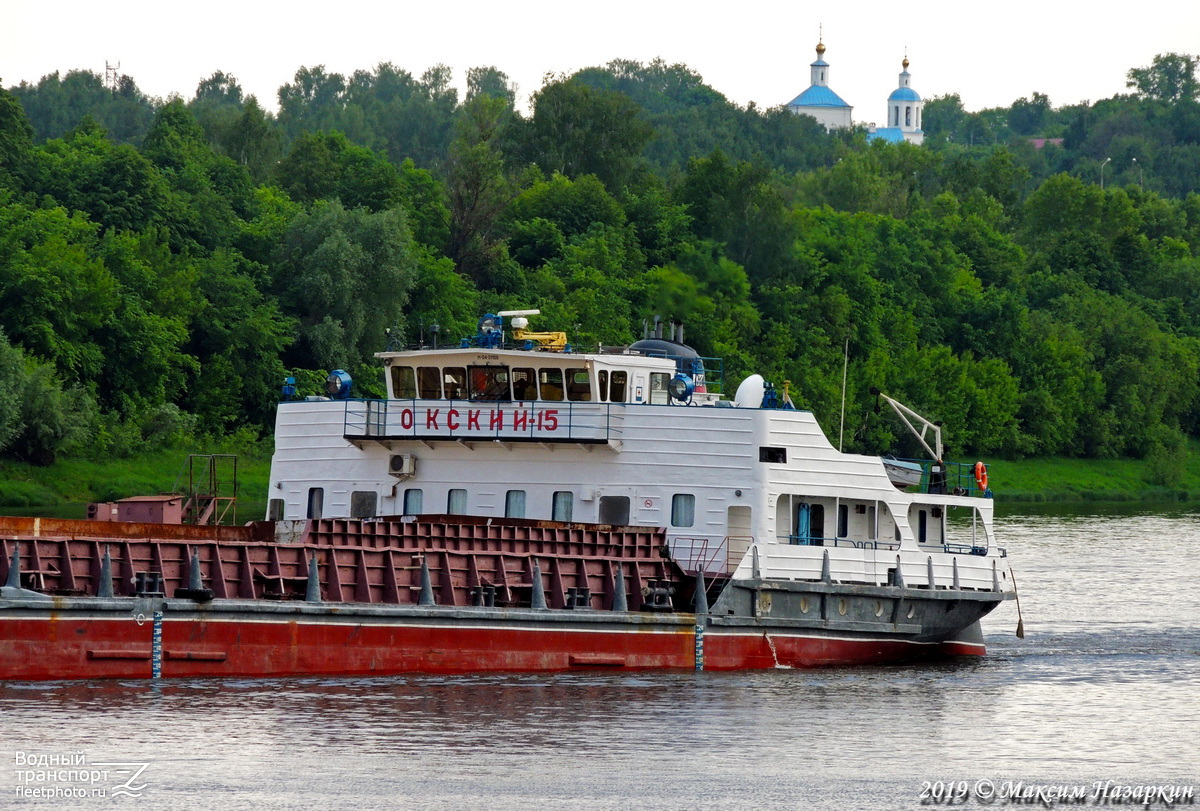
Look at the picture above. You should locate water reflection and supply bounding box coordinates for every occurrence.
[2,509,1199,809]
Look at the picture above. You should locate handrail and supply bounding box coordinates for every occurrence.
[785,535,901,552]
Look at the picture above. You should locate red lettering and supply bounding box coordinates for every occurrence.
[543,410,559,431]
[426,409,440,430]
[489,409,503,430]
[514,410,528,430]
[447,408,460,431]
[468,410,481,430]
[400,408,414,430]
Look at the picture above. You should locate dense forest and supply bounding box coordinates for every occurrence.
[1,53,1199,480]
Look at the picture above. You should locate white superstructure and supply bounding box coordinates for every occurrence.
[267,313,1009,594]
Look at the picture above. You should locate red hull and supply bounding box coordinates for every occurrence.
[0,612,983,681]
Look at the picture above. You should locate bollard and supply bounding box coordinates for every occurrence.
[5,542,20,589]
[305,554,322,602]
[418,557,436,606]
[530,560,547,610]
[98,546,114,599]
[611,564,628,612]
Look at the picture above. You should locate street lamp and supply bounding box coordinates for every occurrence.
[1100,157,1112,189]
[1132,157,1143,190]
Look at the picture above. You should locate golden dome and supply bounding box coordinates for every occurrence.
[902,57,910,68]
[816,41,826,55]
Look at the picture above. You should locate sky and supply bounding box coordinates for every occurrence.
[5,0,1200,121]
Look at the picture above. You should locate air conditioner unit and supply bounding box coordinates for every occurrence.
[388,454,416,477]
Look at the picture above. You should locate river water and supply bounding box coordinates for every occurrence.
[1,507,1198,809]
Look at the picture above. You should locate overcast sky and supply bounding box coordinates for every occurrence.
[6,0,1199,122]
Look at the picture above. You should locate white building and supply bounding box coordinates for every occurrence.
[868,57,925,145]
[786,40,853,131]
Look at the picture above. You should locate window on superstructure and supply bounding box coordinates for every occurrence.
[918,509,928,543]
[268,499,284,521]
[552,491,573,522]
[505,490,526,518]
[599,496,630,525]
[837,504,849,538]
[511,368,536,401]
[443,368,467,399]
[609,371,627,403]
[598,370,609,402]
[403,488,423,515]
[566,368,591,402]
[469,365,510,401]
[391,366,417,399]
[306,487,324,520]
[417,367,441,399]
[351,490,378,518]
[448,489,468,515]
[539,369,564,401]
[649,372,670,404]
[671,494,695,528]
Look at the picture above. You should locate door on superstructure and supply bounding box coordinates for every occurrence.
[726,505,752,572]
[796,502,825,545]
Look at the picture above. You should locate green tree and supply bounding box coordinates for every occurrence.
[1126,53,1200,103]
[271,201,418,370]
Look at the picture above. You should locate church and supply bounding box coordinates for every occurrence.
[786,39,925,145]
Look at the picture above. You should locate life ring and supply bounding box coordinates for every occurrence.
[974,461,988,491]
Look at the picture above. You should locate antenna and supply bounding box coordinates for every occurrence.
[105,61,121,92]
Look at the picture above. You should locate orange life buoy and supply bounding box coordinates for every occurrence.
[974,461,988,491]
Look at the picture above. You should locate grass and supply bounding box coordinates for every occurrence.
[0,442,273,520]
[986,441,1200,503]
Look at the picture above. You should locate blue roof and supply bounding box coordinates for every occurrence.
[888,87,921,102]
[810,58,829,67]
[868,128,907,143]
[788,85,851,108]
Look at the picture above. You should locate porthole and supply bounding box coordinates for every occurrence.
[837,598,848,616]
[907,605,916,619]
[875,600,884,618]
[799,597,810,614]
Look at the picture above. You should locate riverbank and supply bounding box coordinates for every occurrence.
[0,445,1197,515]
[0,443,272,520]
[988,443,1200,502]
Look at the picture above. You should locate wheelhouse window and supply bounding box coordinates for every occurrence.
[552,491,573,522]
[609,371,628,403]
[403,488,423,515]
[443,368,466,399]
[649,372,669,404]
[671,494,695,527]
[598,496,630,525]
[511,368,536,401]
[566,368,591,402]
[505,490,526,518]
[391,366,417,399]
[417,367,442,399]
[448,489,468,514]
[469,365,510,401]
[539,369,564,401]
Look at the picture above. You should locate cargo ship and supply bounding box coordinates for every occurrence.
[0,312,1014,679]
